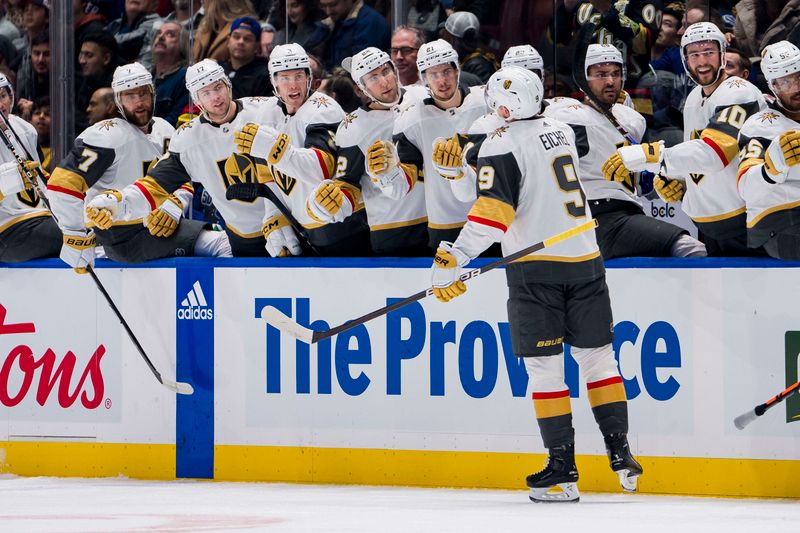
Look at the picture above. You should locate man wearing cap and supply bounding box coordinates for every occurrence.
[221,17,271,99]
[319,0,390,71]
[439,11,498,84]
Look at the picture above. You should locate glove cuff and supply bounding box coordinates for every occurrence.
[160,196,184,221]
[438,241,470,267]
[262,214,289,236]
[0,160,25,196]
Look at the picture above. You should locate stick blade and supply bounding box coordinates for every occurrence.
[261,306,315,344]
[734,409,759,430]
[163,379,194,395]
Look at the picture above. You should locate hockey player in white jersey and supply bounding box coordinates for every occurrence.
[554,44,706,258]
[0,73,61,262]
[737,41,800,259]
[304,47,429,255]
[82,59,289,258]
[614,22,768,255]
[233,43,371,256]
[49,62,231,272]
[368,39,488,248]
[429,67,641,503]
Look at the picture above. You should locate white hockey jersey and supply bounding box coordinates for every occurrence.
[0,116,48,233]
[544,100,646,204]
[49,116,175,233]
[662,76,767,225]
[737,107,800,246]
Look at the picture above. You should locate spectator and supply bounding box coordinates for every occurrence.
[0,35,19,71]
[272,0,327,53]
[308,52,325,91]
[652,2,684,62]
[0,2,21,42]
[439,10,498,83]
[221,16,271,99]
[192,0,256,63]
[75,0,108,52]
[85,86,116,125]
[319,0,390,70]
[318,67,361,112]
[30,95,50,170]
[260,23,274,57]
[6,0,24,29]
[76,31,118,131]
[542,67,575,100]
[406,0,446,40]
[105,0,161,69]
[164,0,203,32]
[724,47,751,80]
[15,32,47,120]
[151,20,189,126]
[733,0,797,63]
[15,0,48,53]
[390,25,425,86]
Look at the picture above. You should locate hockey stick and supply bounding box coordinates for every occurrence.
[260,218,599,344]
[733,380,800,430]
[0,111,194,395]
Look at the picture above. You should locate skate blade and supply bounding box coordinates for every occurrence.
[528,483,580,503]
[617,470,639,492]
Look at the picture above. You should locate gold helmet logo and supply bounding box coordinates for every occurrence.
[503,79,512,90]
[225,153,256,184]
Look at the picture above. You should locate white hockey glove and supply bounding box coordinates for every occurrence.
[0,160,31,201]
[617,141,665,174]
[431,241,470,303]
[60,229,96,274]
[306,179,353,224]
[366,140,410,199]
[234,122,291,163]
[85,190,123,230]
[432,135,465,180]
[145,195,183,237]
[262,213,302,257]
[764,131,800,183]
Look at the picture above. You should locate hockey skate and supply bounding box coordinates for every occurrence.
[526,444,580,503]
[604,433,643,492]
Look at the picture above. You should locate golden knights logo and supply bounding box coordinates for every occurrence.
[98,120,116,131]
[313,96,331,108]
[489,126,508,139]
[726,79,747,89]
[219,153,258,203]
[341,113,356,130]
[759,112,779,124]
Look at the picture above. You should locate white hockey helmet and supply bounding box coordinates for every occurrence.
[416,39,460,77]
[680,22,727,86]
[111,62,154,115]
[761,41,800,97]
[0,72,13,109]
[342,47,400,106]
[269,43,312,99]
[185,58,231,105]
[484,66,543,120]
[585,43,626,81]
[502,45,544,79]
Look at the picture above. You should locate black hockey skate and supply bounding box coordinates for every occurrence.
[526,444,580,503]
[604,433,643,492]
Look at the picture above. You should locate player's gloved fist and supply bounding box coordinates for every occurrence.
[85,190,123,230]
[306,180,353,224]
[262,214,302,257]
[764,130,800,182]
[234,122,289,162]
[432,135,465,180]
[60,229,96,274]
[617,141,664,173]
[616,90,630,105]
[601,152,634,190]
[653,176,685,203]
[366,140,399,178]
[145,195,183,237]
[431,241,470,303]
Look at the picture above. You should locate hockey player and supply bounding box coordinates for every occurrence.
[0,73,61,262]
[82,59,291,258]
[367,39,488,249]
[430,66,642,503]
[555,44,706,258]
[737,41,800,259]
[49,62,231,272]
[233,43,371,256]
[304,47,429,256]
[613,22,768,255]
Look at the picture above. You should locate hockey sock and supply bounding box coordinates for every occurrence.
[573,344,629,435]
[524,355,575,448]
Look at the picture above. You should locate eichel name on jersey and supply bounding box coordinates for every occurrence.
[665,76,767,240]
[334,89,428,255]
[393,85,488,247]
[737,107,800,249]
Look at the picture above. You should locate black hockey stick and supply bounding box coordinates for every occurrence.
[734,380,800,430]
[0,111,193,395]
[260,218,599,344]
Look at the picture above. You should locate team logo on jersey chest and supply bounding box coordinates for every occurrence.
[218,153,258,203]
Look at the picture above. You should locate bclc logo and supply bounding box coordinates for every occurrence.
[784,332,800,423]
[177,280,213,320]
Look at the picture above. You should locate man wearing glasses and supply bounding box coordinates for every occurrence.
[613,22,767,255]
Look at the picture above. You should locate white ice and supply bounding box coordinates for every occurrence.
[1,475,798,533]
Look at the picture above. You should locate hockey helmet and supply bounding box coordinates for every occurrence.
[484,66,543,120]
[680,22,727,86]
[111,62,154,115]
[416,39,460,77]
[761,41,800,98]
[185,58,231,106]
[584,44,626,82]
[502,45,544,79]
[269,43,312,100]
[0,72,13,109]
[343,47,400,106]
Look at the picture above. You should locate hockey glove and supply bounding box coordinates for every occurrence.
[146,195,183,237]
[431,241,470,303]
[262,214,302,257]
[0,160,34,201]
[432,135,465,180]
[653,176,685,203]
[600,5,639,44]
[306,180,353,224]
[85,190,123,230]
[617,141,664,174]
[234,122,291,163]
[60,229,96,274]
[366,140,410,199]
[764,130,800,183]
[601,153,635,191]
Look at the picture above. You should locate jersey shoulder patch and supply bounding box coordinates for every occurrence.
[611,103,647,141]
[77,118,130,149]
[715,77,765,106]
[168,116,203,152]
[299,92,346,125]
[740,109,794,139]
